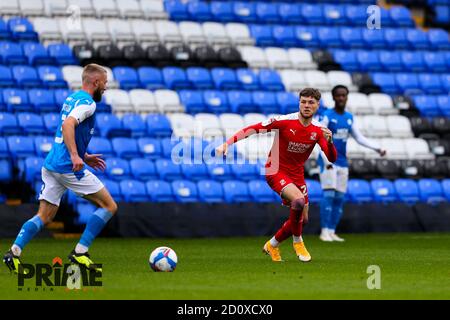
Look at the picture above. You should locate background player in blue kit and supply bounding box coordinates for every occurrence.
[318,85,386,242]
[3,64,117,273]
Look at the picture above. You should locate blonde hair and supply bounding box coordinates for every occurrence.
[82,63,107,84]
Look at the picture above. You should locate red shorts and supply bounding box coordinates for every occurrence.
[266,172,309,206]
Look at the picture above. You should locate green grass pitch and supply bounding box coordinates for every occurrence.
[1,233,449,300]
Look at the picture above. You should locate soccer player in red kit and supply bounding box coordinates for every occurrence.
[216,88,337,262]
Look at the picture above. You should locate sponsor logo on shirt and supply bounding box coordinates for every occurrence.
[287,141,312,153]
[290,129,296,135]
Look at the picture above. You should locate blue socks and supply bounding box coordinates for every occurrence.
[320,190,335,229]
[330,191,345,231]
[13,215,44,252]
[78,208,113,250]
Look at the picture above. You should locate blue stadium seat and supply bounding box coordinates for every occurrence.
[76,203,97,225]
[332,49,359,71]
[181,163,209,181]
[105,158,131,181]
[231,162,259,181]
[0,159,12,181]
[295,26,319,48]
[236,68,260,90]
[223,180,251,203]
[155,159,182,181]
[203,90,229,113]
[370,179,398,203]
[22,43,54,66]
[423,52,447,73]
[277,91,298,114]
[197,180,224,203]
[145,113,172,137]
[54,89,72,106]
[412,95,440,117]
[211,68,239,90]
[250,24,275,46]
[256,2,279,23]
[146,180,175,202]
[258,69,284,91]
[102,179,123,202]
[137,67,164,90]
[318,27,341,48]
[0,112,20,135]
[362,29,385,49]
[0,90,4,111]
[96,113,129,138]
[428,29,450,50]
[0,137,9,158]
[37,66,67,88]
[305,179,323,203]
[186,67,213,89]
[347,179,373,203]
[390,6,414,27]
[129,158,158,181]
[356,50,381,71]
[0,18,11,40]
[161,137,181,159]
[121,113,146,138]
[12,65,41,88]
[210,1,235,22]
[279,3,302,24]
[395,73,421,94]
[437,95,450,117]
[301,4,324,25]
[120,179,148,202]
[187,1,212,21]
[112,137,140,159]
[7,136,34,159]
[206,162,233,181]
[324,4,347,25]
[248,179,276,203]
[17,113,45,135]
[22,156,44,183]
[164,0,189,21]
[34,136,53,157]
[401,51,425,72]
[384,28,409,49]
[172,180,198,202]
[394,179,420,204]
[162,67,190,90]
[0,66,15,87]
[0,41,26,65]
[28,89,57,113]
[113,67,140,90]
[340,27,364,48]
[137,137,162,159]
[233,2,257,23]
[227,91,256,114]
[441,74,450,92]
[379,51,403,72]
[345,5,368,26]
[419,74,444,94]
[47,43,78,66]
[371,72,398,94]
[7,17,38,41]
[87,137,114,158]
[252,91,278,114]
[179,90,206,114]
[406,29,429,50]
[442,179,450,202]
[273,25,298,47]
[43,113,59,134]
[418,179,445,204]
[3,88,33,112]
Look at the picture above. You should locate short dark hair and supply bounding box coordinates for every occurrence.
[331,85,349,97]
[299,87,321,101]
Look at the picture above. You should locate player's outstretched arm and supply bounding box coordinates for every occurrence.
[62,116,83,172]
[318,127,337,163]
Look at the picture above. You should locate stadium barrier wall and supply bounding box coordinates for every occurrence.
[1,203,449,238]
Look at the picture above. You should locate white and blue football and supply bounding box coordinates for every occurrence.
[149,246,178,272]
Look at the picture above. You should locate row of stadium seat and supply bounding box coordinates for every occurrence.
[0,65,67,89]
[0,16,38,41]
[0,42,77,66]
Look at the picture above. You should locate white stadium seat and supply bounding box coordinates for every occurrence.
[327,71,358,92]
[58,17,86,44]
[404,138,434,160]
[1,0,20,16]
[155,20,183,44]
[67,0,95,17]
[304,70,330,91]
[32,18,63,43]
[347,138,366,159]
[179,21,206,45]
[19,0,45,16]
[346,92,373,115]
[368,93,398,115]
[82,18,110,44]
[238,46,268,69]
[62,65,83,89]
[243,113,267,127]
[129,89,158,114]
[280,69,306,92]
[169,113,196,138]
[154,90,184,113]
[130,20,158,44]
[219,113,245,136]
[104,89,133,113]
[225,23,254,46]
[194,113,223,139]
[363,115,389,138]
[386,115,413,138]
[381,138,408,159]
[203,22,231,45]
[320,92,334,109]
[140,0,167,20]
[265,47,292,70]
[44,0,67,16]
[106,19,135,45]
[287,48,316,70]
[92,0,119,18]
[116,0,144,18]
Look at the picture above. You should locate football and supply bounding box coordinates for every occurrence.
[149,246,178,272]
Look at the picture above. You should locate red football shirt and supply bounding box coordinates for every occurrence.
[226,113,337,182]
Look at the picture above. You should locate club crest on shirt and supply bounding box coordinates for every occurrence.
[310,132,317,140]
[280,179,286,186]
[287,141,311,153]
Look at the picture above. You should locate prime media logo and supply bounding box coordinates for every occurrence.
[17,257,102,292]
